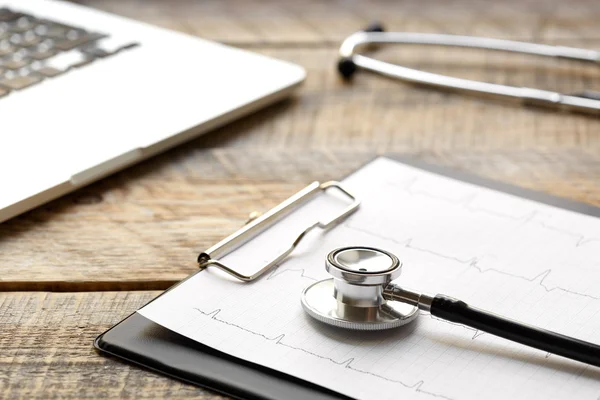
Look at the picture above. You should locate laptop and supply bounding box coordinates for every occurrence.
[0,0,305,223]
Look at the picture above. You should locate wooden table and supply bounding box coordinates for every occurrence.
[2,0,600,397]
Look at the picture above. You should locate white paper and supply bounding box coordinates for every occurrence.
[139,157,600,400]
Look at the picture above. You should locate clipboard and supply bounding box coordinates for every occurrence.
[95,156,600,400]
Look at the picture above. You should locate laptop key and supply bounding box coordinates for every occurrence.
[0,72,41,90]
[9,31,41,47]
[8,16,36,33]
[0,10,141,97]
[35,21,77,40]
[1,55,30,69]
[0,22,8,39]
[28,44,57,60]
[35,66,62,77]
[54,30,102,51]
[0,39,15,56]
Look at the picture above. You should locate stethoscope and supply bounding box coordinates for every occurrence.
[338,23,600,114]
[301,246,600,368]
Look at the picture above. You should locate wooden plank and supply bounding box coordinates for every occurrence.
[0,291,225,399]
[2,1,600,399]
[1,148,599,290]
[1,1,599,290]
[78,0,600,44]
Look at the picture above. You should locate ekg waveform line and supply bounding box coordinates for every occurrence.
[345,223,600,301]
[262,263,582,346]
[394,178,540,222]
[427,312,486,340]
[195,254,541,397]
[536,221,600,248]
[194,174,597,398]
[193,307,455,400]
[267,267,318,281]
[387,177,600,247]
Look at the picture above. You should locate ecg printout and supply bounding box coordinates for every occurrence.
[139,157,600,400]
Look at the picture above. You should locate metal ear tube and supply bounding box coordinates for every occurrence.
[301,246,600,368]
[338,24,600,115]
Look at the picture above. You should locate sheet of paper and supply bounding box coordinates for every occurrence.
[139,157,600,400]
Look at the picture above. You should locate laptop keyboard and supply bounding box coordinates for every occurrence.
[0,8,139,97]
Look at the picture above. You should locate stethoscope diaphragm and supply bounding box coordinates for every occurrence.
[301,246,600,368]
[301,247,418,330]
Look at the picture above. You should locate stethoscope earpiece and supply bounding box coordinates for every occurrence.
[338,22,386,80]
[301,246,600,368]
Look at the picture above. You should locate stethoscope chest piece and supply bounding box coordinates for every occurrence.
[301,247,419,331]
[301,247,600,368]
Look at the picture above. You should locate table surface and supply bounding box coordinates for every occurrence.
[2,0,600,398]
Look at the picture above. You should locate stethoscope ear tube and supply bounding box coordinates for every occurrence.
[429,294,600,367]
[338,23,600,114]
[338,22,386,79]
[385,284,600,367]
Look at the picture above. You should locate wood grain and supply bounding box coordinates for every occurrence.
[2,1,600,288]
[2,1,600,398]
[79,0,600,44]
[3,42,600,288]
[0,291,223,399]
[1,148,599,291]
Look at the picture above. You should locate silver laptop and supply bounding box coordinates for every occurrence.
[0,0,305,223]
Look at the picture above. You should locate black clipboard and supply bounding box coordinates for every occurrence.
[95,156,600,400]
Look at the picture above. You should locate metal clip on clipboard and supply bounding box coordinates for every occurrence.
[197,181,360,282]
